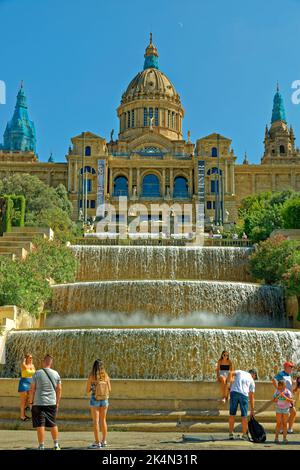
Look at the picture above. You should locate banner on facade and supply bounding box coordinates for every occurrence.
[197,160,205,204]
[96,159,106,217]
[196,160,205,231]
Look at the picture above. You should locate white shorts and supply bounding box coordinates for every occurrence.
[219,371,229,378]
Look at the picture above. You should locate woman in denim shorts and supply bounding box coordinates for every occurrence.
[86,359,111,449]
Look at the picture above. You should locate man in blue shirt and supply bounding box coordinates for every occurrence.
[272,361,296,434]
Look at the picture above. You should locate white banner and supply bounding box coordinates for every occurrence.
[96,159,106,217]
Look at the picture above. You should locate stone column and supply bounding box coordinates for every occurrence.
[224,160,228,193]
[189,170,193,196]
[160,108,164,127]
[104,160,109,196]
[291,172,296,189]
[129,168,133,197]
[109,168,113,196]
[251,174,256,194]
[170,168,174,197]
[162,169,166,197]
[230,164,235,195]
[74,159,78,192]
[67,160,71,191]
[137,168,141,196]
[272,173,276,191]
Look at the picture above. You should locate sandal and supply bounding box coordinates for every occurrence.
[20,416,30,422]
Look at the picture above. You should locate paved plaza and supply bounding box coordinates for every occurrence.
[0,430,300,451]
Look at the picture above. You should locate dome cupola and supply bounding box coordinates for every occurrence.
[117,34,184,142]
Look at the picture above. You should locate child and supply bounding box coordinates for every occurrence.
[273,379,294,444]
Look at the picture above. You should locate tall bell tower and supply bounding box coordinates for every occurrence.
[262,85,300,164]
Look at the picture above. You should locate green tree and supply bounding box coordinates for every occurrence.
[0,238,77,317]
[250,235,299,285]
[0,173,81,241]
[282,264,300,297]
[239,190,299,242]
[281,197,300,229]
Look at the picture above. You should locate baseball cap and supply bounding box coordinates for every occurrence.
[284,361,294,368]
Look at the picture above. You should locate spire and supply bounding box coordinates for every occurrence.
[243,151,249,165]
[3,83,36,152]
[144,32,159,70]
[48,151,55,163]
[271,84,287,124]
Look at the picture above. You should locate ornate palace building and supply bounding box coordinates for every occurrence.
[1,35,300,228]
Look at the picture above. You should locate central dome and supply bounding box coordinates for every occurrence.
[121,68,181,105]
[117,34,184,141]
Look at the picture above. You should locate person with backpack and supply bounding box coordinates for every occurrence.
[86,359,111,449]
[227,368,257,440]
[29,354,62,450]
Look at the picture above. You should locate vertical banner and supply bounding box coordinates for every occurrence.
[96,159,106,217]
[197,160,205,204]
[197,160,205,230]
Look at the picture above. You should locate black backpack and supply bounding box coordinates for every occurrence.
[248,415,267,443]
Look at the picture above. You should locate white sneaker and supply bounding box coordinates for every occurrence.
[88,442,101,449]
[101,441,108,447]
[288,429,294,434]
[38,444,45,450]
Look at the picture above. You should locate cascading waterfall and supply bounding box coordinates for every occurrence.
[2,244,289,381]
[72,245,253,282]
[51,280,284,319]
[3,328,300,380]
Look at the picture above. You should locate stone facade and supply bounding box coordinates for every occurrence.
[0,36,299,227]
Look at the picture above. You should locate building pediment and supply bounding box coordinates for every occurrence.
[199,133,232,142]
[71,131,106,142]
[127,132,173,153]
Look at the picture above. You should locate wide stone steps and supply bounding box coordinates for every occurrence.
[2,233,47,241]
[0,246,27,258]
[0,379,296,432]
[0,412,298,433]
[0,240,33,250]
[0,228,50,258]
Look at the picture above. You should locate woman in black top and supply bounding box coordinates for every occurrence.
[216,351,233,403]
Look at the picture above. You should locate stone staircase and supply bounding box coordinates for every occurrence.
[0,227,53,259]
[0,379,298,433]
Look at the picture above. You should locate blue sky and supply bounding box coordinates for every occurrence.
[0,0,300,163]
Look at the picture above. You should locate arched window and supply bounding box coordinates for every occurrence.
[173,176,189,198]
[85,146,91,156]
[142,174,160,197]
[211,147,218,157]
[279,145,285,154]
[113,176,128,197]
[80,166,96,175]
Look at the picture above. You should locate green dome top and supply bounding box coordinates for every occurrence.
[2,82,36,152]
[271,84,287,124]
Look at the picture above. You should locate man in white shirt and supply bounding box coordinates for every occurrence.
[228,369,257,440]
